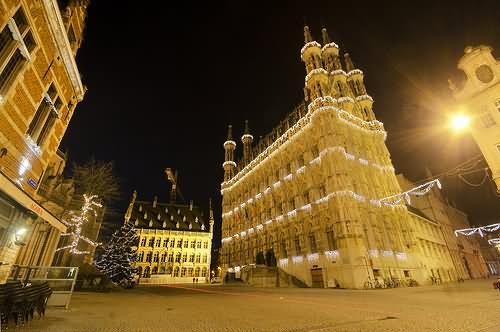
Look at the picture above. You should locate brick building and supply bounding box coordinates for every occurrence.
[0,0,88,282]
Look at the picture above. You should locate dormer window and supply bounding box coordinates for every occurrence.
[195,217,198,223]
[170,215,174,221]
[201,224,205,231]
[148,219,153,227]
[144,212,148,219]
[134,219,139,226]
[139,205,143,212]
[163,221,167,228]
[157,213,161,220]
[182,216,186,222]
[176,222,180,229]
[189,223,192,230]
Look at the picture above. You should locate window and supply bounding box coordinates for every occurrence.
[160,252,166,262]
[153,252,159,262]
[197,241,202,248]
[182,253,187,263]
[191,240,196,248]
[326,225,337,250]
[194,267,200,277]
[140,237,146,246]
[479,110,496,128]
[177,240,182,248]
[195,254,201,263]
[27,83,63,146]
[202,254,208,263]
[184,240,189,248]
[294,235,301,254]
[189,253,194,262]
[0,7,37,95]
[201,268,207,277]
[175,253,181,263]
[138,252,144,262]
[170,239,175,248]
[309,231,317,253]
[203,241,208,249]
[147,238,154,247]
[146,252,152,262]
[173,267,179,277]
[156,239,161,247]
[187,268,193,277]
[181,267,186,277]
[168,253,173,262]
[163,239,168,247]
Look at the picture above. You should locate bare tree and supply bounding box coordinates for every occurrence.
[71,158,121,204]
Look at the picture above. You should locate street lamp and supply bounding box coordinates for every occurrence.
[450,113,470,131]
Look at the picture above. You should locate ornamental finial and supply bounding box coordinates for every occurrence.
[244,120,250,135]
[321,28,330,44]
[227,124,233,141]
[344,53,354,72]
[304,26,313,43]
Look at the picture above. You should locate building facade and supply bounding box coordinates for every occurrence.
[0,0,88,282]
[397,174,489,281]
[450,45,500,193]
[221,27,426,289]
[125,192,214,284]
[220,27,491,289]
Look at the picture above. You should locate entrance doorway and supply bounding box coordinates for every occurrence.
[311,268,324,288]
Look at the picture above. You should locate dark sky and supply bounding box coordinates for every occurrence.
[61,1,500,244]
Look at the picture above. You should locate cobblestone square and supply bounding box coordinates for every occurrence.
[10,279,500,332]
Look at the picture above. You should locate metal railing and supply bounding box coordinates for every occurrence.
[8,265,79,309]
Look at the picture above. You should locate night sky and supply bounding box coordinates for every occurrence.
[61,1,500,244]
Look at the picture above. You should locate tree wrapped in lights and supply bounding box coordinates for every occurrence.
[56,194,102,255]
[94,221,138,288]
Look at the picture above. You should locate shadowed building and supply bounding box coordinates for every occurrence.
[0,0,88,282]
[124,192,214,284]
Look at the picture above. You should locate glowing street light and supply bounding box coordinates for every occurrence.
[450,113,470,131]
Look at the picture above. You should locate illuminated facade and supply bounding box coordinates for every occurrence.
[451,45,500,193]
[0,0,88,282]
[219,27,489,289]
[125,192,213,284]
[220,27,423,289]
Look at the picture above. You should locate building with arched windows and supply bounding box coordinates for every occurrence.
[219,26,489,289]
[124,191,213,284]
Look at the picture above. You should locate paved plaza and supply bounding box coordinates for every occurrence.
[13,279,500,332]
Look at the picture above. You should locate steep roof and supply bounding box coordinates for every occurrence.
[130,200,209,233]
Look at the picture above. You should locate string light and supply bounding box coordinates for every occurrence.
[454,223,500,237]
[488,238,500,245]
[56,194,102,255]
[376,179,441,207]
[307,253,319,263]
[324,250,339,260]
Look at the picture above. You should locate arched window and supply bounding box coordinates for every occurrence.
[326,225,337,250]
[309,230,317,253]
[168,253,173,262]
[152,266,157,275]
[175,253,181,263]
[146,252,152,262]
[161,252,166,262]
[173,267,179,277]
[195,254,201,263]
[187,268,193,277]
[143,266,150,278]
[138,252,144,262]
[189,253,195,262]
[182,253,187,262]
[294,230,301,254]
[280,232,287,258]
[202,254,208,263]
[194,267,200,277]
[153,252,159,262]
[181,267,187,277]
[201,267,207,277]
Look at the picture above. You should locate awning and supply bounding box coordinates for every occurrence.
[0,171,67,232]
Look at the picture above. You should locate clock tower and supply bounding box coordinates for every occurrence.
[451,45,500,193]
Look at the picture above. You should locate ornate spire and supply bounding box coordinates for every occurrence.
[124,190,137,224]
[304,26,313,43]
[321,28,330,44]
[209,197,214,221]
[344,53,354,72]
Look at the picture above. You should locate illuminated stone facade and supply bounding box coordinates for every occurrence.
[125,192,213,284]
[451,45,500,193]
[0,0,87,282]
[220,27,489,289]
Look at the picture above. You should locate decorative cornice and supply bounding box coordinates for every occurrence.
[321,42,339,53]
[300,41,321,59]
[223,140,236,148]
[41,0,85,101]
[222,161,236,168]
